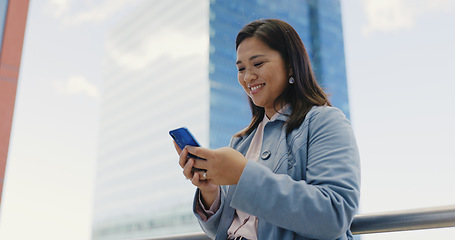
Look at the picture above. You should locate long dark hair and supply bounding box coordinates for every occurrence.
[235,19,331,137]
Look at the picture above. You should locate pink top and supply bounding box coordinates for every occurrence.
[195,108,287,239]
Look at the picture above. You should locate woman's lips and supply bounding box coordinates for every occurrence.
[249,83,265,94]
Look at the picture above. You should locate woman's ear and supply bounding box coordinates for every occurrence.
[289,66,293,77]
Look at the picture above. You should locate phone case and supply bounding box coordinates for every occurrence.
[169,127,200,150]
[169,127,205,171]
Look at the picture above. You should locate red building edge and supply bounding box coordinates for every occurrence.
[0,0,30,206]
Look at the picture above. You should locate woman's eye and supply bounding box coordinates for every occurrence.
[254,62,263,67]
[238,67,245,72]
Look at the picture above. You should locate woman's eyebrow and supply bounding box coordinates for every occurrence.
[236,55,266,65]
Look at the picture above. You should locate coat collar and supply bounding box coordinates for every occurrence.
[270,105,291,122]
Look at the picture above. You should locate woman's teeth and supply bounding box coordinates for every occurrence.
[250,84,265,91]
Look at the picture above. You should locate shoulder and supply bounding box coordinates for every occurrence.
[304,106,356,150]
[290,105,350,132]
[306,105,348,124]
[288,106,351,142]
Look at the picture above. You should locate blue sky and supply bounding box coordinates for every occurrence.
[342,0,455,238]
[0,0,454,239]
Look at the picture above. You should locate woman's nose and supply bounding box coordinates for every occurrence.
[244,69,257,83]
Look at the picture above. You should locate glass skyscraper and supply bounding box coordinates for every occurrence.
[0,1,8,50]
[92,0,350,239]
[209,0,350,149]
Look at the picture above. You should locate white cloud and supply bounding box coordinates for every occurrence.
[361,0,455,36]
[55,75,99,98]
[106,30,209,72]
[45,0,140,25]
[63,0,131,25]
[45,0,72,18]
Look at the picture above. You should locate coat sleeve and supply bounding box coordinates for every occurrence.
[230,107,361,239]
[193,186,225,239]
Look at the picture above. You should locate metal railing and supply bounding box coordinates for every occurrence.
[147,205,455,240]
[350,205,455,234]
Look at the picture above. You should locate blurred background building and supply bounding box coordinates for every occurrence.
[0,0,29,209]
[92,0,350,239]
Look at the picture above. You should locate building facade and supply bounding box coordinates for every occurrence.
[0,0,29,208]
[92,0,350,239]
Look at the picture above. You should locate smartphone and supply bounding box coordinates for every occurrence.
[169,127,201,159]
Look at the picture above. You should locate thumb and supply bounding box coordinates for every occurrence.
[186,146,211,159]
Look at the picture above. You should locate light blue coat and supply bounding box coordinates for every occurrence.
[193,106,361,240]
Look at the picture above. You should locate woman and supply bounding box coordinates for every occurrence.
[175,19,360,240]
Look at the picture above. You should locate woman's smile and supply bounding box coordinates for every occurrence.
[249,83,265,94]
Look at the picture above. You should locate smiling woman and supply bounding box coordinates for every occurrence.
[175,19,361,240]
[234,19,332,137]
[236,37,289,118]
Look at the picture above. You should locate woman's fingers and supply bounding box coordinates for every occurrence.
[186,146,211,159]
[193,159,209,170]
[182,158,194,179]
[179,147,188,168]
[186,146,211,172]
[184,146,247,185]
[192,171,201,185]
[173,141,182,154]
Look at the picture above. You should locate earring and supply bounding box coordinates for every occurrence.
[289,77,295,84]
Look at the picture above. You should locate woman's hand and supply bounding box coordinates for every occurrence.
[174,142,219,207]
[186,146,248,186]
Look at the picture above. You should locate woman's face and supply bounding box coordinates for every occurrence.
[236,37,290,118]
